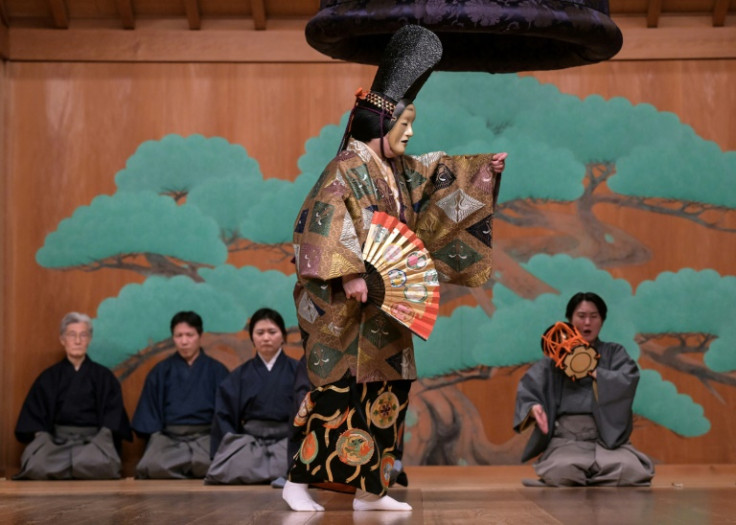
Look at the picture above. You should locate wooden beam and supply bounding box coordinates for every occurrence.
[116,0,135,30]
[251,0,267,31]
[0,0,9,28]
[47,0,70,29]
[183,0,201,31]
[5,17,736,63]
[0,20,7,60]
[646,0,662,28]
[713,0,729,27]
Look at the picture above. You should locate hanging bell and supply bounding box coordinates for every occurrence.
[305,0,623,72]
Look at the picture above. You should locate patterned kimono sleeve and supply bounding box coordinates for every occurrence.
[413,153,502,287]
[293,160,367,281]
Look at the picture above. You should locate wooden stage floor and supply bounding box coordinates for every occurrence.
[1,465,735,524]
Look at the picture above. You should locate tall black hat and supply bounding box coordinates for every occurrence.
[339,25,442,151]
[307,0,623,73]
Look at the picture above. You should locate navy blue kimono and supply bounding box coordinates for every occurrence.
[132,349,228,437]
[211,351,300,455]
[15,356,132,445]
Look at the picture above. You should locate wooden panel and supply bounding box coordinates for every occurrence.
[1,59,735,476]
[5,17,736,62]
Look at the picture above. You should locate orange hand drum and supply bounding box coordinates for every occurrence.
[541,322,600,380]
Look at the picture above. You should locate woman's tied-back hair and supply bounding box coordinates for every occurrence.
[249,308,288,341]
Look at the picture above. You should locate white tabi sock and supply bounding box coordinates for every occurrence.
[352,489,412,511]
[282,481,325,512]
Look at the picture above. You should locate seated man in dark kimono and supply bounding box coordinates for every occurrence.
[206,308,300,484]
[514,292,655,486]
[132,311,229,479]
[14,312,132,480]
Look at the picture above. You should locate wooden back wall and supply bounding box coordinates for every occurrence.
[1,25,734,476]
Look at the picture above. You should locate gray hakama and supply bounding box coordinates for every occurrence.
[13,357,131,480]
[132,349,228,479]
[205,352,299,485]
[514,340,655,486]
[15,426,122,480]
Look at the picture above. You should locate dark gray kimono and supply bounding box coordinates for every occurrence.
[514,340,654,486]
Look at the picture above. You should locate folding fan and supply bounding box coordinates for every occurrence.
[361,212,440,340]
[541,322,599,380]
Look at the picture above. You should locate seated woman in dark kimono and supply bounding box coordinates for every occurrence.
[205,308,300,484]
[514,292,655,487]
[14,312,132,480]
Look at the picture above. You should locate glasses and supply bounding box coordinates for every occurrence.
[63,332,91,340]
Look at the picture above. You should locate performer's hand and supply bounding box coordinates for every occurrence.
[491,152,508,174]
[531,404,549,434]
[343,276,368,303]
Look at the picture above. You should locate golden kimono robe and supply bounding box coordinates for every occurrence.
[293,139,502,388]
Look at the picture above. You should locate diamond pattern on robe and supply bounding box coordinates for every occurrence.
[471,163,497,194]
[437,190,484,223]
[298,291,322,324]
[340,214,362,258]
[345,335,359,356]
[385,349,405,376]
[362,313,403,349]
[308,343,343,380]
[297,244,322,278]
[305,279,331,303]
[329,252,357,278]
[362,206,378,231]
[433,239,483,272]
[295,209,309,234]
[415,151,443,167]
[308,201,335,236]
[432,164,456,190]
[404,169,427,191]
[346,165,375,199]
[466,214,494,248]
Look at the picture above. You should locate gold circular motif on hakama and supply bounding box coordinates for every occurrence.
[380,453,396,488]
[370,391,400,429]
[299,431,318,465]
[336,429,375,466]
[294,392,315,427]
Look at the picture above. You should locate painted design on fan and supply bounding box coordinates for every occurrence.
[424,269,439,285]
[372,225,390,244]
[337,429,375,466]
[298,292,320,324]
[382,244,403,264]
[406,251,428,270]
[437,189,484,223]
[388,269,407,287]
[404,284,429,304]
[390,302,415,323]
[370,391,400,429]
[340,214,362,257]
